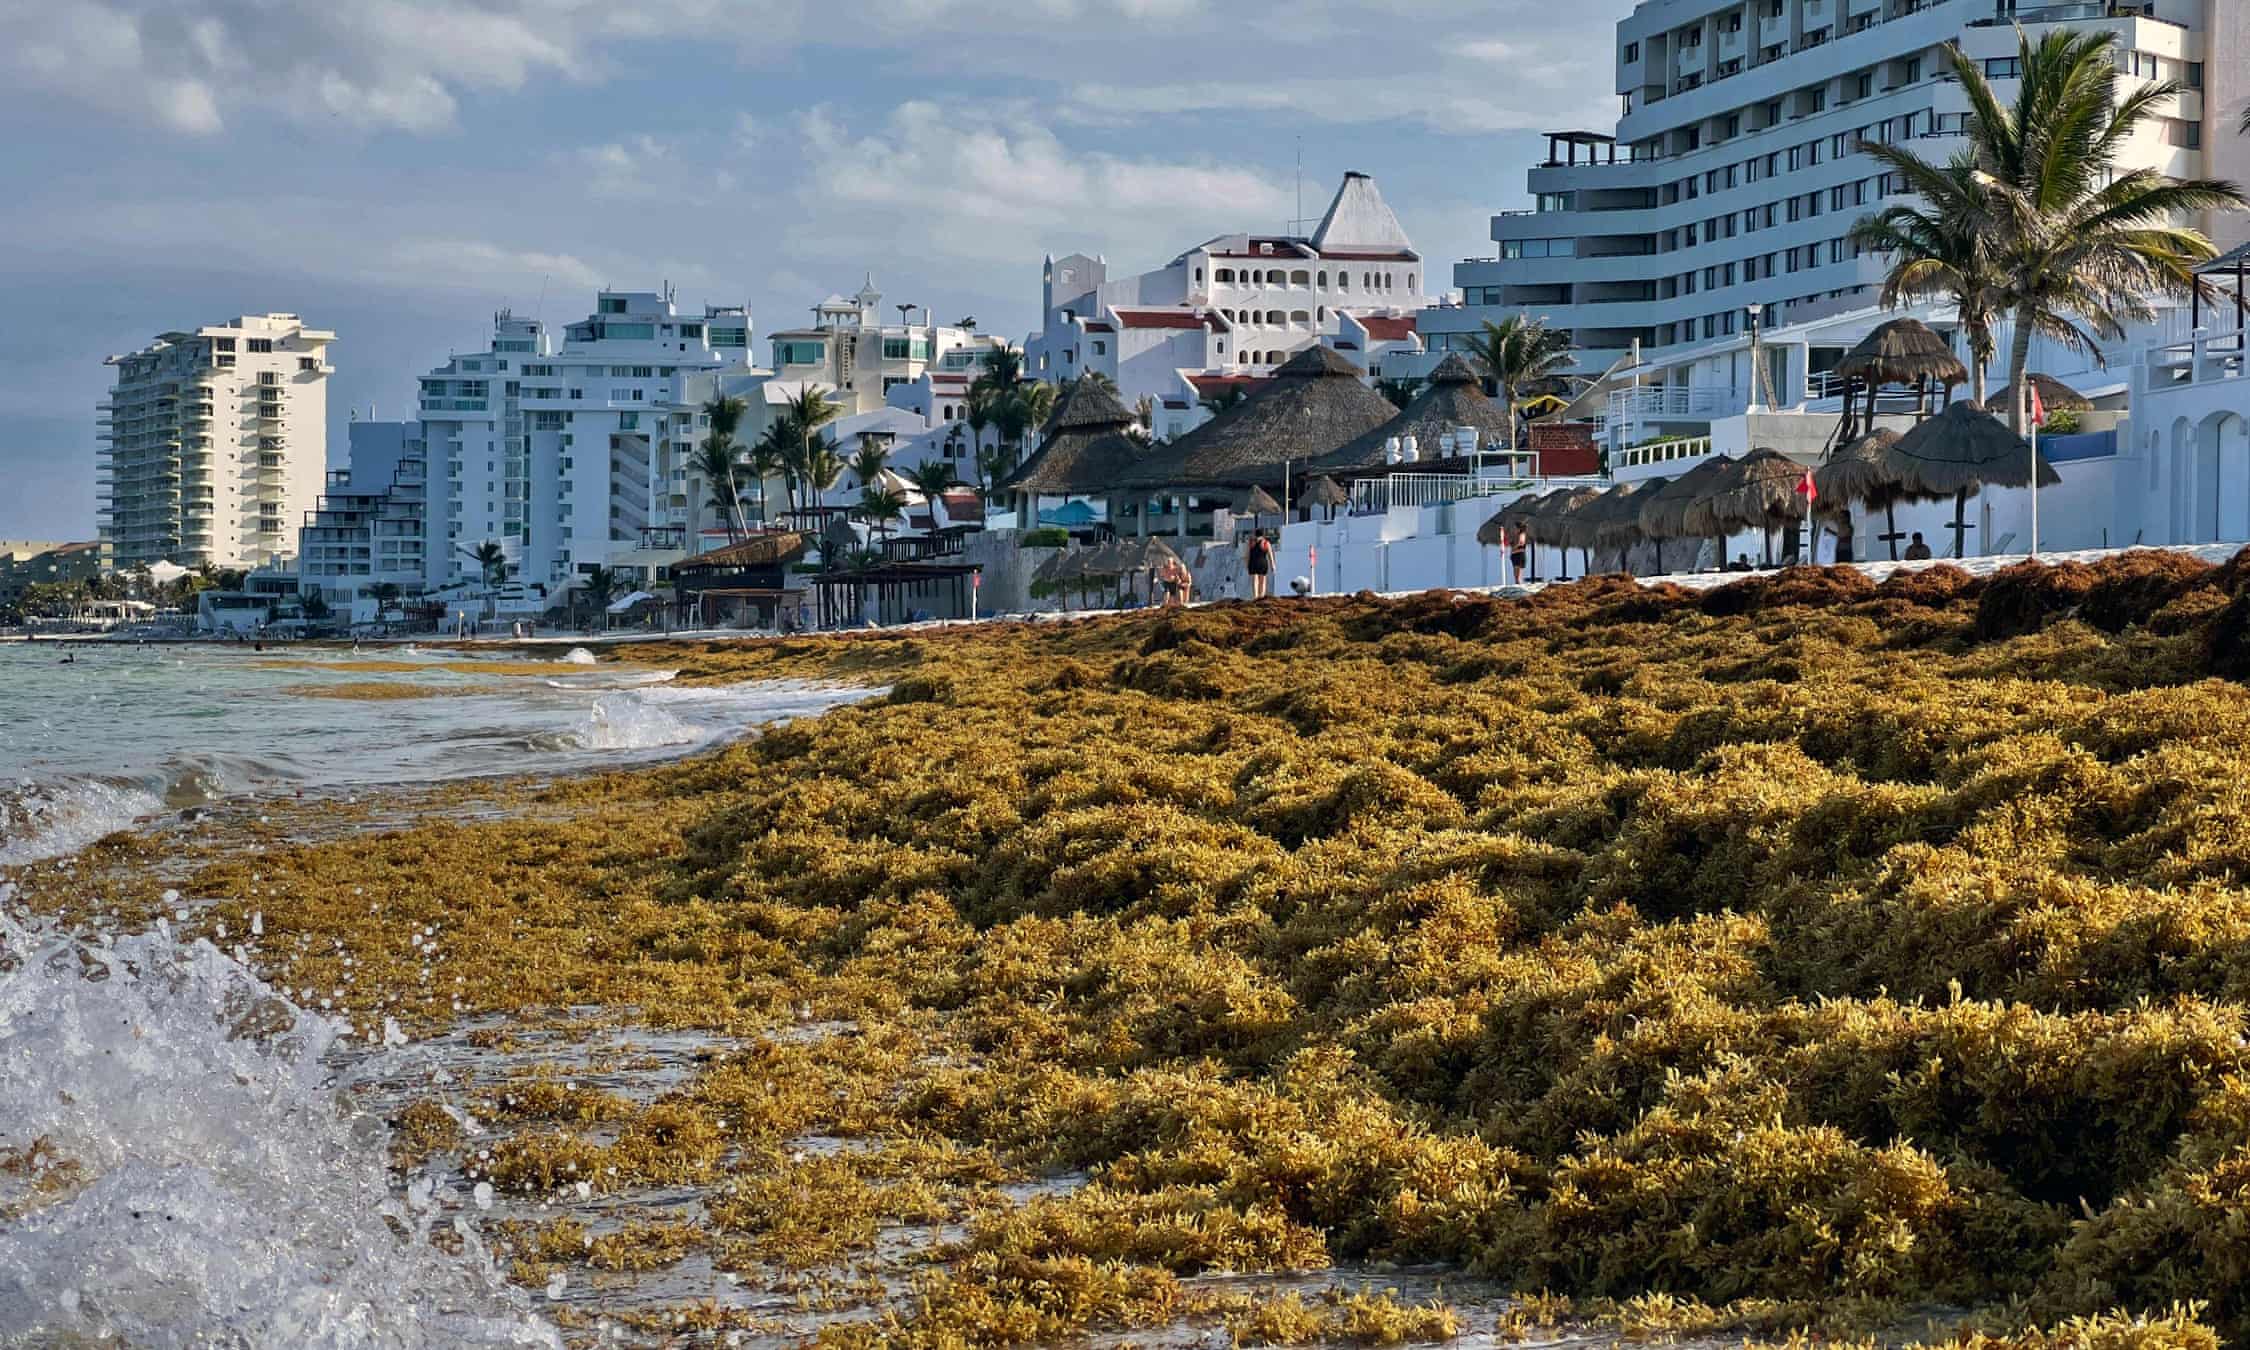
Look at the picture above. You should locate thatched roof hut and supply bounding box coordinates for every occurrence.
[1302,475,1350,509]
[997,378,1146,498]
[1315,353,1516,474]
[1682,449,1807,537]
[1983,373,2094,417]
[1123,346,1398,490]
[1244,485,1282,516]
[1636,455,1738,539]
[1885,401,2060,496]
[1559,483,1638,552]
[1834,318,1968,388]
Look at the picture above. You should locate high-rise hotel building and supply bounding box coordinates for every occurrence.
[1424,0,2242,380]
[98,314,333,570]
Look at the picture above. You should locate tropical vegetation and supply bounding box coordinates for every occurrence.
[1855,28,2244,427]
[1462,314,1574,447]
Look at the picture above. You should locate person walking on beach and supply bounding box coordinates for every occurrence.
[1904,532,1933,561]
[1245,531,1275,599]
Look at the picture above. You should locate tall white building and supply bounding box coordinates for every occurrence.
[1425,0,2239,383]
[762,276,1010,417]
[1027,172,1430,413]
[99,314,333,570]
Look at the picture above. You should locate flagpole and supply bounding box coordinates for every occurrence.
[2027,385,2041,563]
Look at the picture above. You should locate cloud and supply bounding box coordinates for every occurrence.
[0,0,1629,137]
[784,99,1293,273]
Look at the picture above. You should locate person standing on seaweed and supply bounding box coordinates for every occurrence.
[1245,531,1275,600]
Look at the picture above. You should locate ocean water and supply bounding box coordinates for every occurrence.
[0,640,876,1345]
[0,641,874,866]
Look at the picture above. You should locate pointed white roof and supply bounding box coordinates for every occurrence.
[1310,172,1416,257]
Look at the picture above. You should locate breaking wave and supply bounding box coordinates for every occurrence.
[0,780,166,868]
[0,898,559,1348]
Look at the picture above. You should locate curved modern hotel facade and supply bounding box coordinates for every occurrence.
[1423,0,2241,383]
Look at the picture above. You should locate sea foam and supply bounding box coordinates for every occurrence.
[0,900,558,1348]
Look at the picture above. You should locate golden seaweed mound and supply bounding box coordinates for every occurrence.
[40,548,2250,1347]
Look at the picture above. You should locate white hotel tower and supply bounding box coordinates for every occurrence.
[1426,0,2243,383]
[99,314,333,570]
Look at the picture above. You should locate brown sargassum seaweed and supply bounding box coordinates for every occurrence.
[32,548,2250,1347]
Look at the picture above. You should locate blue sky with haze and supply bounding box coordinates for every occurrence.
[0,0,1634,540]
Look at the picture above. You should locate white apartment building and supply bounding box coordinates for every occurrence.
[1425,0,2242,386]
[762,276,1009,420]
[1027,172,1430,413]
[545,291,755,587]
[98,313,333,570]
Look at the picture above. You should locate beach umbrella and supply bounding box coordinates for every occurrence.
[1302,474,1349,519]
[1833,317,1970,433]
[1982,373,2093,424]
[1683,449,1807,567]
[1636,455,1737,572]
[1476,488,1555,581]
[1244,484,1282,534]
[1813,428,1940,561]
[1884,401,2059,559]
[1524,485,1602,580]
[1590,477,1663,573]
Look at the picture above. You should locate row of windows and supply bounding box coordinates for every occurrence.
[1203,266,1415,293]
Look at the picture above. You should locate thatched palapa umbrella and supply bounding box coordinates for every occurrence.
[1302,474,1349,519]
[1636,455,1737,573]
[1884,400,2059,558]
[1478,489,1556,579]
[1813,428,1937,561]
[1982,374,2093,426]
[1591,477,1662,573]
[1524,485,1603,580]
[1244,484,1282,534]
[1833,318,1970,438]
[1683,448,1809,567]
[1560,482,1649,576]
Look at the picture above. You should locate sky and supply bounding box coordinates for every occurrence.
[0,0,1637,541]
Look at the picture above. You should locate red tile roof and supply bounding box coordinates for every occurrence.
[1185,374,1268,394]
[1114,308,1227,331]
[1356,316,1419,340]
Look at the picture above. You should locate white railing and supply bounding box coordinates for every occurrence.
[1607,384,1746,426]
[1349,472,1607,514]
[2145,327,2250,392]
[1613,436,1715,471]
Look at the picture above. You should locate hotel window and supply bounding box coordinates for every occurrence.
[1985,57,2021,80]
[2166,119,2202,149]
[247,339,273,353]
[1623,40,1639,61]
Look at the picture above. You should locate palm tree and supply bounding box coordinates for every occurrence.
[992,382,1056,474]
[470,540,509,588]
[754,417,799,517]
[1463,315,1575,449]
[580,565,620,629]
[849,441,891,492]
[1376,376,1424,410]
[742,433,785,526]
[1075,370,1118,393]
[1132,394,1158,441]
[801,442,846,504]
[1850,157,2009,406]
[973,346,1025,397]
[1887,30,2243,432]
[298,588,331,622]
[855,486,908,540]
[692,439,749,542]
[783,385,843,512]
[963,388,997,489]
[907,460,958,525]
[696,395,750,538]
[370,581,403,614]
